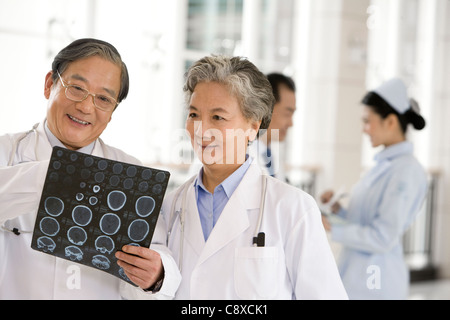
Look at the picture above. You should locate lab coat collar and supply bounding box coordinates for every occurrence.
[183,184,207,256]
[22,120,106,162]
[44,120,95,155]
[194,156,252,198]
[228,160,262,210]
[22,121,53,162]
[189,162,264,266]
[374,141,413,163]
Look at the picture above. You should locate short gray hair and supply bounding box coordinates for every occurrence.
[51,38,129,105]
[183,55,275,132]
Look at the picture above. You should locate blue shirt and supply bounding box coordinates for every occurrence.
[194,157,252,241]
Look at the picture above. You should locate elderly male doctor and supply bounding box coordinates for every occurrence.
[0,38,180,299]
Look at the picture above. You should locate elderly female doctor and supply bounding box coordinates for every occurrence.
[156,55,347,299]
[321,78,428,299]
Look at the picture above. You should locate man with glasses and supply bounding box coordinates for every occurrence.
[0,38,180,299]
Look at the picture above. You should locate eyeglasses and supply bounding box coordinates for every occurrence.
[57,71,118,112]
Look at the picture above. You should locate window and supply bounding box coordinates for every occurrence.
[187,0,244,56]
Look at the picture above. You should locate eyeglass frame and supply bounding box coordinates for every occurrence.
[56,70,119,112]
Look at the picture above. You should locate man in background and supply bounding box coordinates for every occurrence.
[249,72,296,182]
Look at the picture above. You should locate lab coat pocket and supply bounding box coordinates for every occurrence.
[234,246,279,300]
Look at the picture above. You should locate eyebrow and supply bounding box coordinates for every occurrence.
[284,105,296,112]
[189,105,231,114]
[69,74,117,98]
[211,107,231,114]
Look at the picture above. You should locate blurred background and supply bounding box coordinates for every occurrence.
[1,0,449,298]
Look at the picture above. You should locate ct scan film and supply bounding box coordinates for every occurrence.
[31,147,170,286]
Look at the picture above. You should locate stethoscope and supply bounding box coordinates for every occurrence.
[7,123,40,167]
[1,123,40,236]
[167,172,267,272]
[1,122,107,236]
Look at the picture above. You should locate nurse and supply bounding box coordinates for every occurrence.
[155,55,347,299]
[321,78,428,299]
[0,38,180,299]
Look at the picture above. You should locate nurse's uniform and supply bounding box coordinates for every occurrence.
[330,79,428,299]
[331,142,427,299]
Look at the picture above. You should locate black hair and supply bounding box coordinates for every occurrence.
[361,91,426,134]
[267,73,296,103]
[51,38,129,104]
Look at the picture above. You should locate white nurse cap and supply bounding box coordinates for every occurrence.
[372,78,409,114]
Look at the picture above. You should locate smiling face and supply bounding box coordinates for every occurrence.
[362,105,407,148]
[44,56,121,150]
[362,106,384,147]
[362,105,393,148]
[186,81,260,170]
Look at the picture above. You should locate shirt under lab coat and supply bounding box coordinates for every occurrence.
[331,141,428,299]
[156,160,348,299]
[0,120,181,299]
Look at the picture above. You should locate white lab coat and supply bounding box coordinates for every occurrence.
[0,121,181,299]
[155,161,348,299]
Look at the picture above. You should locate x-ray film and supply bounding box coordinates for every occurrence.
[31,146,170,286]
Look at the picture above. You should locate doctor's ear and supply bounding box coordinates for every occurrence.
[249,120,262,142]
[44,71,55,99]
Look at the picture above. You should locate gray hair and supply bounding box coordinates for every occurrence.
[183,55,275,132]
[51,38,129,104]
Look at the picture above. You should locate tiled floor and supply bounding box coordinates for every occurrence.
[409,279,450,300]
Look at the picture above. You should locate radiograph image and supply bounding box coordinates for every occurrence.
[31,147,170,286]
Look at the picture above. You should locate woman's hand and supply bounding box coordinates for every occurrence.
[320,190,334,204]
[320,190,341,214]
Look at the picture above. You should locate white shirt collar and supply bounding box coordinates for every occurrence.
[44,119,95,155]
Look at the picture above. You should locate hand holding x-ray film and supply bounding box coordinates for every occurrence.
[319,186,348,225]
